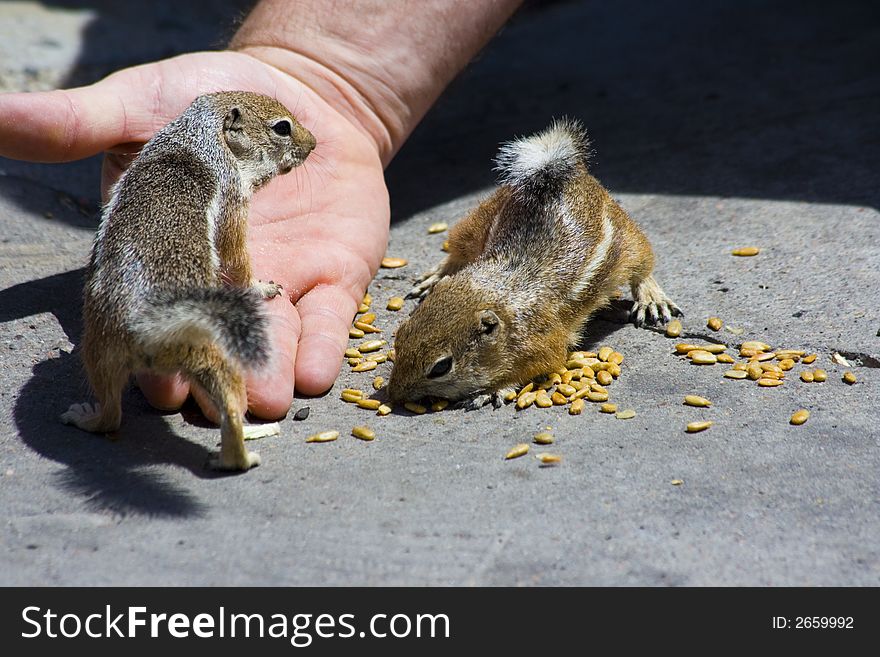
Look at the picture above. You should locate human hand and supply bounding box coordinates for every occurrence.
[0,50,390,421]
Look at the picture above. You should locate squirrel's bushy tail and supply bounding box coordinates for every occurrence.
[494,118,591,200]
[131,287,268,366]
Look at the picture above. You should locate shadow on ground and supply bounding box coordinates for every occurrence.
[2,271,213,517]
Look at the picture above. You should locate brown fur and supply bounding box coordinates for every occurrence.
[61,91,315,471]
[389,121,679,408]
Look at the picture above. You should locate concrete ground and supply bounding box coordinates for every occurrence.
[1,0,877,585]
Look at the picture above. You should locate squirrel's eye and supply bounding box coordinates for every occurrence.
[427,356,453,379]
[272,120,292,136]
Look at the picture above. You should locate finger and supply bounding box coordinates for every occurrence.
[294,284,359,395]
[0,61,180,162]
[244,297,300,420]
[136,371,191,411]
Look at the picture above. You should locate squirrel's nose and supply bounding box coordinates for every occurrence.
[298,127,317,153]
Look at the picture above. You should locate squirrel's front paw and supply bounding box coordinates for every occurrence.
[253,280,283,299]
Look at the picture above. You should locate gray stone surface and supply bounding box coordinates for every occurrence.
[1,0,877,586]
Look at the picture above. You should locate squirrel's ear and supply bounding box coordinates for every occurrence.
[478,309,500,335]
[223,107,242,132]
[223,107,252,156]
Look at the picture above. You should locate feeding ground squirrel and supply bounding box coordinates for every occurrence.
[388,119,680,409]
[60,91,315,471]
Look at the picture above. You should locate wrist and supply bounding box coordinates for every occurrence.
[229,0,523,167]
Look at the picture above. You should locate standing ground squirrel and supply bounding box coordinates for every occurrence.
[60,91,315,471]
[388,119,680,408]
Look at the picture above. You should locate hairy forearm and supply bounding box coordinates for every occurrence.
[230,0,523,165]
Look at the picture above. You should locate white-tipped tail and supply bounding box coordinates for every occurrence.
[494,118,590,196]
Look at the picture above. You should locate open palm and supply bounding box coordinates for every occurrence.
[0,51,390,420]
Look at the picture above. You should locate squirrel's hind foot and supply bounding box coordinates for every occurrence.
[629,276,683,327]
[60,402,121,434]
[207,449,261,472]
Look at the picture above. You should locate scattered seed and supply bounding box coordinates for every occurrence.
[724,369,748,379]
[505,443,530,460]
[293,407,310,421]
[802,353,818,364]
[306,430,339,443]
[607,363,622,378]
[388,349,396,362]
[534,432,554,445]
[779,358,795,371]
[716,353,735,364]
[551,391,568,405]
[608,352,624,365]
[675,343,701,354]
[800,371,814,383]
[684,395,712,407]
[569,398,585,415]
[428,222,448,234]
[581,367,595,379]
[341,390,363,403]
[344,348,362,359]
[348,358,362,367]
[732,246,760,256]
[760,363,783,373]
[503,390,518,403]
[341,388,364,398]
[352,361,377,372]
[615,409,636,419]
[518,382,535,397]
[356,398,382,410]
[354,321,383,333]
[349,327,365,339]
[598,346,614,362]
[536,453,562,465]
[357,303,370,314]
[747,362,763,380]
[689,343,727,354]
[595,370,613,386]
[757,378,783,387]
[404,401,427,414]
[556,383,576,397]
[600,403,617,413]
[665,320,682,338]
[352,426,376,441]
[362,292,372,306]
[832,353,852,367]
[586,390,609,402]
[742,341,772,352]
[359,339,386,353]
[761,370,783,380]
[386,296,405,311]
[364,353,388,364]
[707,317,723,331]
[431,399,449,412]
[441,240,450,252]
[377,404,393,416]
[535,391,553,408]
[812,369,827,382]
[689,350,717,365]
[516,392,537,409]
[750,352,777,362]
[843,371,857,385]
[380,257,408,268]
[732,362,749,371]
[671,479,685,486]
[372,376,385,390]
[790,410,810,426]
[359,312,376,325]
[686,420,712,433]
